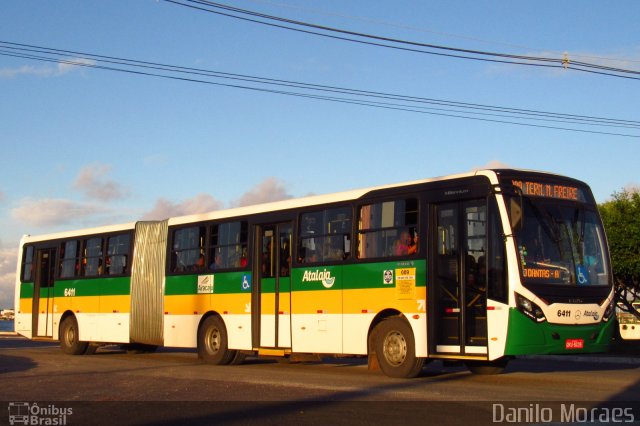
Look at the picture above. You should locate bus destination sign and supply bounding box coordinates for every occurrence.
[511,180,580,201]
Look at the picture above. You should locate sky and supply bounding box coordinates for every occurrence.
[0,0,639,308]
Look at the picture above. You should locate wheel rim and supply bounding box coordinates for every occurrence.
[65,323,76,346]
[205,327,221,355]
[382,330,407,366]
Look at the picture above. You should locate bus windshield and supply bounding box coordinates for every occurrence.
[510,196,609,287]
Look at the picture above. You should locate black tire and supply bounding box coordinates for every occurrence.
[197,316,236,365]
[374,317,424,378]
[466,358,509,375]
[229,351,246,365]
[84,344,99,355]
[60,316,88,355]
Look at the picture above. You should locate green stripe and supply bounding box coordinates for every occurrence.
[259,277,291,293]
[164,260,427,295]
[165,272,252,295]
[291,260,427,292]
[53,277,130,297]
[20,283,34,299]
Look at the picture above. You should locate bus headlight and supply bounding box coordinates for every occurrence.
[516,293,546,323]
[602,301,615,322]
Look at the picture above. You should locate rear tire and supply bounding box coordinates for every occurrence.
[60,316,88,355]
[374,317,424,378]
[466,358,509,375]
[198,316,236,365]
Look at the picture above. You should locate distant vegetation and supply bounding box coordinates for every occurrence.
[599,188,640,316]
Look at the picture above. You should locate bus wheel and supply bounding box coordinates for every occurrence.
[229,351,246,365]
[198,316,236,365]
[374,317,424,378]
[466,358,509,375]
[60,316,88,355]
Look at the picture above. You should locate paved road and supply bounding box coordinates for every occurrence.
[1,336,639,425]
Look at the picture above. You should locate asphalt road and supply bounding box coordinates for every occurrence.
[1,336,639,425]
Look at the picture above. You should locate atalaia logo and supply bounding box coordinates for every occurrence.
[302,269,336,288]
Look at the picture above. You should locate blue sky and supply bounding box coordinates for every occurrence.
[1,0,639,308]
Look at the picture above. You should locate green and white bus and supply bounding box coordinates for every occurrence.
[14,169,615,377]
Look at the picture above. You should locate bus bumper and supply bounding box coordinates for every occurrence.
[504,308,615,356]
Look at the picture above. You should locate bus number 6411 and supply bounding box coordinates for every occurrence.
[64,288,76,297]
[557,309,571,318]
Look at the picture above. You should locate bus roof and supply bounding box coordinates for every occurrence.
[19,168,576,244]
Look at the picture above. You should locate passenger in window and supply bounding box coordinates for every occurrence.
[194,253,205,272]
[240,248,248,268]
[408,231,417,255]
[280,240,291,276]
[394,231,417,256]
[307,250,319,263]
[210,252,223,270]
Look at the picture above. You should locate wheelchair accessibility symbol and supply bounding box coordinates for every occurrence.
[576,265,589,285]
[241,274,252,291]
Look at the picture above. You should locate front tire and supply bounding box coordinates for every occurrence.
[197,316,236,365]
[60,316,88,355]
[374,317,424,378]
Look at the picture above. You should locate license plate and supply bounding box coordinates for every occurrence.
[565,339,584,350]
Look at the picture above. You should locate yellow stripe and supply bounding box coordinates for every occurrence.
[20,298,32,314]
[164,293,251,315]
[100,295,131,313]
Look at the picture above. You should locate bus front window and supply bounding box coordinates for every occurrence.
[512,197,609,287]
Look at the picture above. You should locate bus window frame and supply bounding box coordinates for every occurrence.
[296,204,353,266]
[21,245,35,283]
[355,196,421,262]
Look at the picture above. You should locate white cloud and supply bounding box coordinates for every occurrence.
[10,198,103,228]
[73,163,130,201]
[0,57,96,79]
[232,177,293,207]
[142,194,224,220]
[0,64,54,78]
[57,58,96,74]
[0,246,17,310]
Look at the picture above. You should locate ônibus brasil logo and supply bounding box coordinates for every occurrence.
[302,269,335,288]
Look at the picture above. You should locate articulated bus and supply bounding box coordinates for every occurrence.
[14,169,615,377]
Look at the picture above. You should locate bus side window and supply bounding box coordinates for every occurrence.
[487,200,507,303]
[171,226,205,273]
[107,233,131,276]
[82,237,104,277]
[60,240,80,278]
[358,198,418,259]
[298,207,351,263]
[22,246,34,282]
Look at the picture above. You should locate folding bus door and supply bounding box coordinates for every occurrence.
[33,248,56,337]
[431,200,488,356]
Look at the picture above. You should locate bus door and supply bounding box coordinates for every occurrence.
[253,223,292,348]
[432,200,488,356]
[33,248,56,337]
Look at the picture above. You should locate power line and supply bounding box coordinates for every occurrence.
[247,0,640,66]
[162,0,640,81]
[1,40,638,138]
